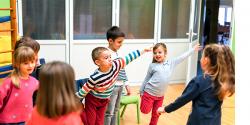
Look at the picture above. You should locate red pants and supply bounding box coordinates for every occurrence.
[81,93,110,125]
[140,92,164,125]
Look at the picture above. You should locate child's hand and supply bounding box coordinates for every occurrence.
[141,47,153,54]
[157,106,166,114]
[125,85,131,95]
[194,43,202,52]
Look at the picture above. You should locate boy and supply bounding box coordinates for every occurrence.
[104,26,131,125]
[76,46,150,125]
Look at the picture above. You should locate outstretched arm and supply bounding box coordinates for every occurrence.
[172,44,202,66]
[121,47,152,68]
[157,78,200,114]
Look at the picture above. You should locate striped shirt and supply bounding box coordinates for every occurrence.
[77,50,141,99]
[108,48,128,83]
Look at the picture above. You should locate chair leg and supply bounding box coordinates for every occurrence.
[120,105,127,117]
[136,103,140,124]
[117,108,120,125]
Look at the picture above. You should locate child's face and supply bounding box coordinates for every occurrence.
[95,50,112,72]
[108,37,124,51]
[153,46,166,63]
[19,60,36,78]
[200,54,209,72]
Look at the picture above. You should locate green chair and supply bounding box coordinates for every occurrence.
[117,95,140,125]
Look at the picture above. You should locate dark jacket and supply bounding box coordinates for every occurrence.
[164,75,222,125]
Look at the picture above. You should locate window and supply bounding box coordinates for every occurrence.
[120,0,155,39]
[22,0,65,40]
[73,0,112,40]
[161,0,191,38]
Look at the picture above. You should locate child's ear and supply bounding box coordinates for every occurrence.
[95,59,100,66]
[108,38,113,43]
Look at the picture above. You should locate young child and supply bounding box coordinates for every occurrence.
[0,46,38,125]
[14,36,41,106]
[157,44,235,125]
[14,36,40,79]
[26,61,83,125]
[139,42,201,125]
[76,46,150,125]
[104,26,131,125]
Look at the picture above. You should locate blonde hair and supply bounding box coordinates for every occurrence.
[203,44,235,100]
[152,43,167,63]
[11,46,35,88]
[36,61,81,118]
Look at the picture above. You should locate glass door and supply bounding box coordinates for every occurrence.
[186,0,203,84]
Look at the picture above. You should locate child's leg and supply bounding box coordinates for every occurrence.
[85,94,98,125]
[105,86,120,125]
[149,96,164,125]
[140,92,155,114]
[111,85,123,125]
[96,98,110,125]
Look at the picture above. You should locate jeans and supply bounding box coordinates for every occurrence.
[104,85,124,125]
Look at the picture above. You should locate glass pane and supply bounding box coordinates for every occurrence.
[161,0,191,38]
[74,0,112,40]
[120,0,155,39]
[22,0,66,40]
[193,0,201,40]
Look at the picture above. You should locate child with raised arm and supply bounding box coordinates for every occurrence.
[139,42,201,125]
[26,61,82,125]
[157,44,235,125]
[104,26,131,125]
[76,46,150,125]
[0,46,38,125]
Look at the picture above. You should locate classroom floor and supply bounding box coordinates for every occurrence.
[119,84,235,125]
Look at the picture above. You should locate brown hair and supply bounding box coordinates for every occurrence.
[15,37,40,53]
[152,43,167,63]
[36,61,81,118]
[91,47,109,64]
[203,44,235,100]
[11,46,35,88]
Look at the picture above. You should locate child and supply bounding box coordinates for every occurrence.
[26,61,83,125]
[14,36,40,79]
[14,36,41,106]
[76,46,150,125]
[104,26,131,125]
[139,42,201,125]
[0,46,38,125]
[157,44,235,125]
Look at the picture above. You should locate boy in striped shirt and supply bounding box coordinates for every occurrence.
[76,46,150,125]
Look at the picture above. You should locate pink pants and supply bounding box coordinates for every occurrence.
[140,92,164,125]
[81,93,110,125]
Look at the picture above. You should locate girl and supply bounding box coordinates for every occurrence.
[139,42,201,125]
[0,46,38,125]
[26,61,83,125]
[157,44,235,125]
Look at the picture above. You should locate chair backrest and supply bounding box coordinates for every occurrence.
[75,78,88,92]
[0,64,13,79]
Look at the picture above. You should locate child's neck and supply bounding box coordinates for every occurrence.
[99,67,111,73]
[19,73,29,80]
[108,46,117,52]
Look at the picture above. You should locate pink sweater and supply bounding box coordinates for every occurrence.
[26,107,83,125]
[0,76,38,123]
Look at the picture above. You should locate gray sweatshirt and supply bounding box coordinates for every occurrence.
[140,48,195,97]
